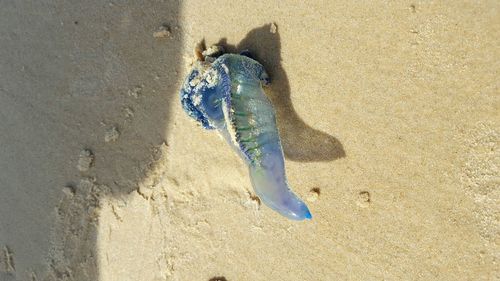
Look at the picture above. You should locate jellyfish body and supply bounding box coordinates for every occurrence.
[180,52,311,220]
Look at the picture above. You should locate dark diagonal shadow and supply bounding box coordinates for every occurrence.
[0,1,181,280]
[218,24,345,162]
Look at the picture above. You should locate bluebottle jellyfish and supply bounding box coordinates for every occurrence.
[180,46,311,220]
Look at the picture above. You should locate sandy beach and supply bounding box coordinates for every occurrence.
[0,1,498,280]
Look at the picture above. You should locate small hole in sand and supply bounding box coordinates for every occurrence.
[249,194,261,205]
[307,188,321,202]
[74,21,79,25]
[243,192,261,210]
[356,191,371,208]
[209,277,227,281]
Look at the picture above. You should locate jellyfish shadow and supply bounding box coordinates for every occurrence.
[217,24,345,162]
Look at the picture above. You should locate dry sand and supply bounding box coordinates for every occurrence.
[0,1,499,280]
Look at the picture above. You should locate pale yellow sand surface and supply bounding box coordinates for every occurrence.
[0,1,498,280]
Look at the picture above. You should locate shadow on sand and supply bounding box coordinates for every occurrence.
[216,24,345,162]
[0,1,183,280]
[0,12,343,280]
